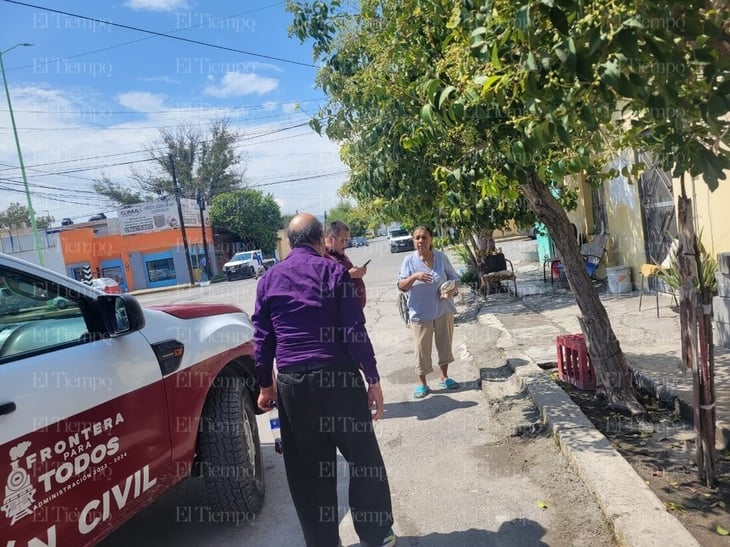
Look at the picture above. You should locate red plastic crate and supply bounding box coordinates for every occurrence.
[556,334,596,390]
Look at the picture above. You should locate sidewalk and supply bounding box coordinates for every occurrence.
[471,238,730,546]
[481,245,730,448]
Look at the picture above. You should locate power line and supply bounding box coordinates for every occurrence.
[0,109,314,132]
[2,98,325,116]
[2,0,319,68]
[4,2,286,74]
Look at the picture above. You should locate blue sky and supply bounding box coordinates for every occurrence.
[0,0,347,223]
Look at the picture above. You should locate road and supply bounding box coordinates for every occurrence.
[102,238,616,546]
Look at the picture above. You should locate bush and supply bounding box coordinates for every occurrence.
[459,268,479,285]
[657,236,717,296]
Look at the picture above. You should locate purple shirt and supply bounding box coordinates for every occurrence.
[326,248,366,308]
[252,245,379,388]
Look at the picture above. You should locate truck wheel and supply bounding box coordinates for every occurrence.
[197,376,265,515]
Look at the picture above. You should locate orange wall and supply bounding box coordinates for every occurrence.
[60,225,214,291]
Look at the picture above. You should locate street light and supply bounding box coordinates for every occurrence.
[0,42,44,266]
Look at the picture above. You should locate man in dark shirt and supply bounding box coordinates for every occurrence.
[325,220,368,309]
[253,213,395,547]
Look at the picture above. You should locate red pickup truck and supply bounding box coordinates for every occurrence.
[0,253,264,546]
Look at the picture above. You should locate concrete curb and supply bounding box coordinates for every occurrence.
[506,357,699,547]
[481,310,700,546]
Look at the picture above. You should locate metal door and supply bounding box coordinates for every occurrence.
[638,153,677,265]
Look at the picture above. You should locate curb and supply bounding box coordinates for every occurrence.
[504,357,699,547]
[481,308,700,546]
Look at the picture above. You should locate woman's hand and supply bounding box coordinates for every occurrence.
[416,271,433,283]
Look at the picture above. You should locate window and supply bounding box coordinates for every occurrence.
[146,258,176,283]
[0,266,86,362]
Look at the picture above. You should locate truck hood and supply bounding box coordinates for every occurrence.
[147,303,244,319]
[140,304,254,365]
[223,258,254,268]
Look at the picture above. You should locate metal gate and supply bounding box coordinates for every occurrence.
[637,152,677,265]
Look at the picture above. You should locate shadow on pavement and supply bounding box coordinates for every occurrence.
[382,395,478,421]
[347,521,547,546]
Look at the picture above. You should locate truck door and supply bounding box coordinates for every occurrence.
[0,266,172,547]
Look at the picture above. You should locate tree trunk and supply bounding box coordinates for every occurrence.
[521,171,645,416]
[677,191,716,487]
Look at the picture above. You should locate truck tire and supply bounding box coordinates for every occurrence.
[197,375,265,516]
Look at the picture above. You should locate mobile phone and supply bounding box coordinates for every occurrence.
[362,259,372,267]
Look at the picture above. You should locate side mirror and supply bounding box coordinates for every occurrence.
[99,294,146,336]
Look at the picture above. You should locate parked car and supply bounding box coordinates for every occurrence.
[61,217,74,226]
[389,228,414,253]
[0,252,264,546]
[223,250,261,281]
[353,236,369,247]
[91,277,121,294]
[88,213,107,221]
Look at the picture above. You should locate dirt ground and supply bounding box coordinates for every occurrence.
[555,375,730,546]
[476,361,618,546]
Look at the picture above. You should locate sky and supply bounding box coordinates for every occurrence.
[0,0,347,223]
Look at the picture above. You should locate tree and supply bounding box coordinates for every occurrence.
[0,203,26,229]
[93,175,151,206]
[290,0,537,268]
[290,0,730,483]
[289,1,729,412]
[326,201,368,236]
[208,189,282,253]
[95,119,248,206]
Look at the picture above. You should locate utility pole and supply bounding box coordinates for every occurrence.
[169,155,195,285]
[1,43,43,266]
[324,210,327,226]
[196,189,211,279]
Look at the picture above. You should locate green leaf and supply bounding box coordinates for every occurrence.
[439,86,456,109]
[481,75,503,95]
[421,103,434,125]
[557,123,571,146]
[516,5,530,32]
[717,526,729,536]
[491,42,502,69]
[549,7,569,35]
[511,141,527,166]
[537,500,548,509]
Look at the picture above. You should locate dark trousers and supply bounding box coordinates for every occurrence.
[277,363,393,547]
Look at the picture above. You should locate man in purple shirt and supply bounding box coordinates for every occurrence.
[253,213,395,547]
[325,220,368,309]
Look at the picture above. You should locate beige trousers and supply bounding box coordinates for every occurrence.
[411,314,455,376]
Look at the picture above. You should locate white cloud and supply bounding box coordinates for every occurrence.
[262,102,278,111]
[137,76,181,85]
[281,102,299,114]
[0,85,346,221]
[123,0,189,11]
[116,92,166,112]
[204,72,279,98]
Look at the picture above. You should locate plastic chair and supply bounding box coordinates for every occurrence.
[638,264,661,317]
[547,234,608,286]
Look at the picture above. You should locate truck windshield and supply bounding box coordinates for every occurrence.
[390,229,409,237]
[231,252,254,261]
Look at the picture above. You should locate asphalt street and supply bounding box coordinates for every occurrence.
[101,238,616,547]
